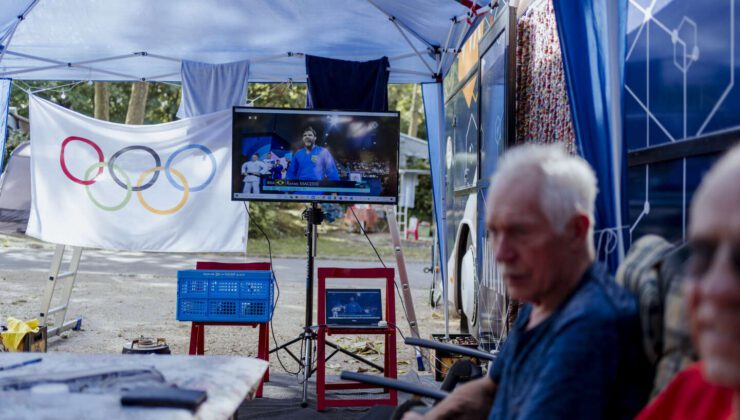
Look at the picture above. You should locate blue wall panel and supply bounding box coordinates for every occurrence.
[624,0,738,243]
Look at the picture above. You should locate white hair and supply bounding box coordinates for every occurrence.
[693,143,740,206]
[489,144,598,255]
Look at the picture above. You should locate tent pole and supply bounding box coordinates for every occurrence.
[388,18,436,75]
[0,0,39,66]
[388,52,421,62]
[436,19,458,75]
[1,50,142,80]
[365,0,436,49]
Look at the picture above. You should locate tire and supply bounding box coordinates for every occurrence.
[458,234,478,336]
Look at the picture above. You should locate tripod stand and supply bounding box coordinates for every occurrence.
[269,202,383,407]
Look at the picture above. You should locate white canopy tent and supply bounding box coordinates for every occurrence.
[0,0,490,84]
[0,0,495,336]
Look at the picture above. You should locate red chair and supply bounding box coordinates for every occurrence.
[405,217,419,240]
[316,267,397,411]
[189,261,271,398]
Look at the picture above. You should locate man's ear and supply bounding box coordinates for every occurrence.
[565,214,590,247]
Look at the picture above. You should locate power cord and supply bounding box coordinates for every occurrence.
[348,206,415,349]
[244,203,300,375]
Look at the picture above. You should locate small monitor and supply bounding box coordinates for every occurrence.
[325,289,382,326]
[232,107,400,204]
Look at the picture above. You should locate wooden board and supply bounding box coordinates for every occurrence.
[0,352,268,419]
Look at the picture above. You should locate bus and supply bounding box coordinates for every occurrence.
[437,0,739,347]
[439,4,517,345]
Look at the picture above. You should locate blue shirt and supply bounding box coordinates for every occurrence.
[488,265,651,420]
[286,146,339,181]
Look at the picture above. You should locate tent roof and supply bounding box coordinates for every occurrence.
[0,0,490,84]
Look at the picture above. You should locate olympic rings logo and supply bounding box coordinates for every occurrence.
[60,136,216,215]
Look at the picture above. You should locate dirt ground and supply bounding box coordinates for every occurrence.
[0,234,459,380]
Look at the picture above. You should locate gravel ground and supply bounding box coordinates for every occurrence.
[0,234,457,378]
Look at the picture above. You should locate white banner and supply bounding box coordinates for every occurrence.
[27,95,246,252]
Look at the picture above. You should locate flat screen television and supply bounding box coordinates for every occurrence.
[232,107,400,204]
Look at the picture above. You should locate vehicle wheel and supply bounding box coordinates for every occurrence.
[429,274,437,308]
[459,235,478,336]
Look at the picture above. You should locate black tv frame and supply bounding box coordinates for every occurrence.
[231,106,401,205]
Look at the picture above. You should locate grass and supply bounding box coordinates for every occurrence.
[246,225,434,262]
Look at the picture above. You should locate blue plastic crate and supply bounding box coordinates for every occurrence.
[176,270,273,322]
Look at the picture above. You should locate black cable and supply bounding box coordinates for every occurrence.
[349,206,413,340]
[349,206,386,268]
[244,203,300,375]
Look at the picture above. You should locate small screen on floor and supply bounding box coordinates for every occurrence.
[325,289,382,326]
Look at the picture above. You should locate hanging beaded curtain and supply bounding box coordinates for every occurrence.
[515,0,577,154]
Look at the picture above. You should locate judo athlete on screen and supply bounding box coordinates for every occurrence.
[241,154,268,194]
[286,126,339,181]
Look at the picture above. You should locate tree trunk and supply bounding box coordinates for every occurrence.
[125,82,149,125]
[93,82,110,121]
[408,85,419,138]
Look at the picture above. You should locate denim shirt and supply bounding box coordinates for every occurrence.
[488,264,652,420]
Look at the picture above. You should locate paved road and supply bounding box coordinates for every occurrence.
[0,246,433,289]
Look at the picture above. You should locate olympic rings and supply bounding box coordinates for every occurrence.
[59,137,216,215]
[83,162,132,211]
[136,166,190,215]
[60,136,104,185]
[108,145,161,192]
[165,144,216,192]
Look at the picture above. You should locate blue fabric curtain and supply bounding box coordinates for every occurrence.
[306,55,390,111]
[552,0,628,272]
[421,82,448,306]
[0,78,11,174]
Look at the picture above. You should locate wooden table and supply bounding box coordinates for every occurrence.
[0,352,268,419]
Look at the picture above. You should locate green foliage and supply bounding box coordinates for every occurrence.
[388,84,426,140]
[3,128,29,164]
[405,156,433,223]
[248,83,306,108]
[11,81,179,124]
[247,201,307,238]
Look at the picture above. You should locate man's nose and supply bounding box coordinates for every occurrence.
[493,234,516,264]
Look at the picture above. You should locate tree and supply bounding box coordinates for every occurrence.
[94,82,110,121]
[125,82,149,125]
[388,84,426,140]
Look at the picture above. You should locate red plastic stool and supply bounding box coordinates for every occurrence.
[188,261,271,398]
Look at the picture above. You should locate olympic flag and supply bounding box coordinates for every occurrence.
[27,95,246,252]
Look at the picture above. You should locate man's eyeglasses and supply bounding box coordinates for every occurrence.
[686,239,740,278]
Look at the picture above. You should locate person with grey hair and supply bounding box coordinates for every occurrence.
[404,144,650,420]
[635,144,740,419]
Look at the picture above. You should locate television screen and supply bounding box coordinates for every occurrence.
[232,107,400,204]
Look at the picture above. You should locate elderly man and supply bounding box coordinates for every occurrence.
[636,145,740,419]
[408,144,650,420]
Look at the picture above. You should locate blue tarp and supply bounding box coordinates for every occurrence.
[0,78,10,173]
[421,83,448,300]
[553,0,628,271]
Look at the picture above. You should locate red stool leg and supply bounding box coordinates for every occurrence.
[189,323,198,355]
[388,330,398,405]
[197,324,205,355]
[316,327,327,411]
[259,323,270,382]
